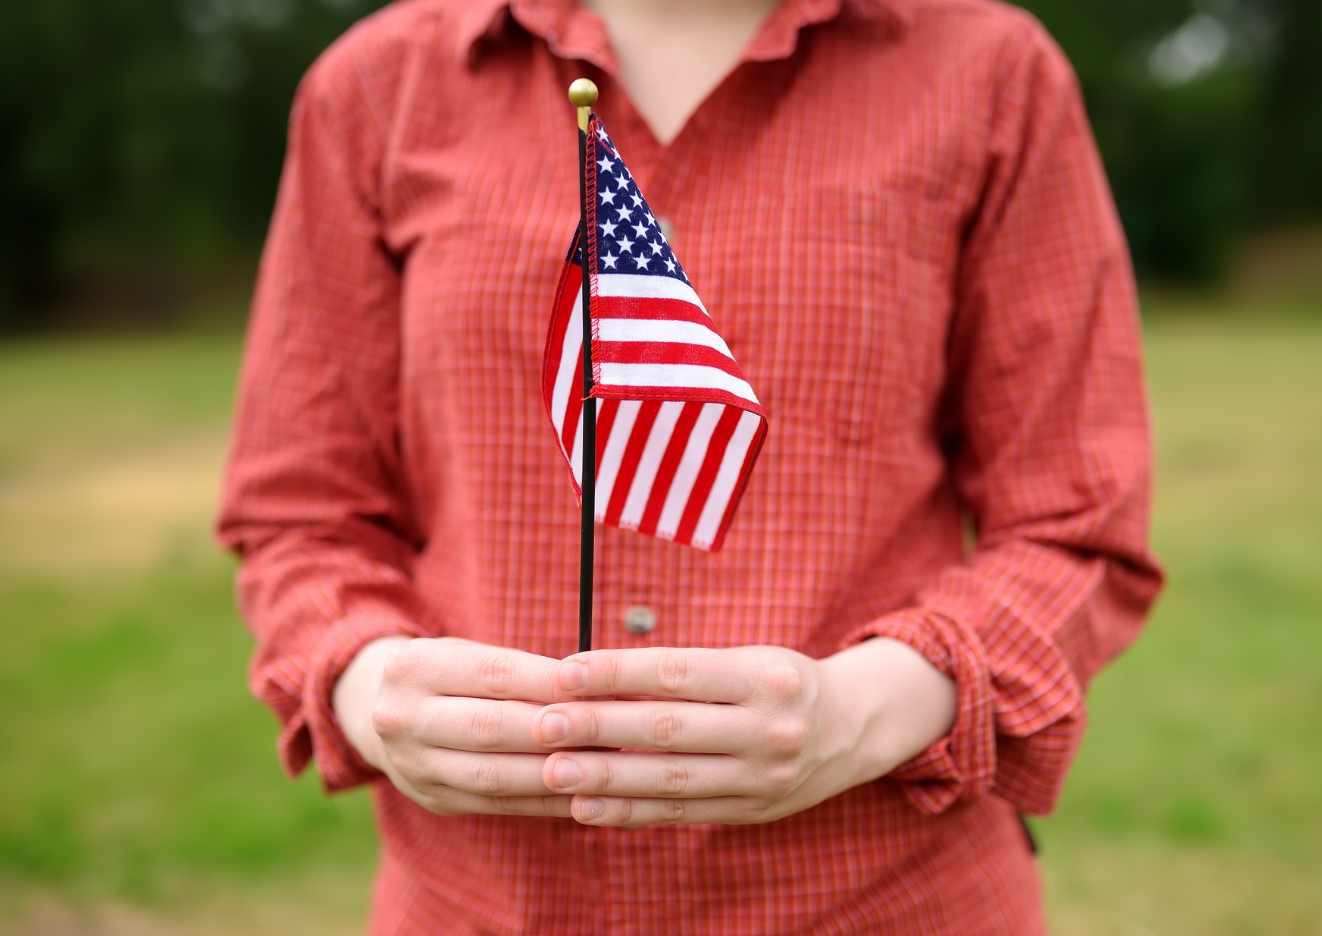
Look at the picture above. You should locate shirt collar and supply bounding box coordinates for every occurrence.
[458,0,912,71]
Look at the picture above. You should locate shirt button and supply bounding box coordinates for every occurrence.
[657,217,676,242]
[623,605,657,635]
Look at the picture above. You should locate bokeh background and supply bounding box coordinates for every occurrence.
[1,1,1319,933]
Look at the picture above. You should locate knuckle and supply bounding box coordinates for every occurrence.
[764,764,799,796]
[478,654,515,696]
[579,709,602,745]
[472,758,504,794]
[765,716,810,757]
[659,761,690,795]
[381,643,422,686]
[648,709,682,749]
[762,661,805,702]
[598,655,625,694]
[658,651,692,694]
[371,699,406,740]
[661,798,685,822]
[467,705,504,749]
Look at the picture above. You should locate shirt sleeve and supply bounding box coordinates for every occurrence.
[841,22,1163,817]
[216,42,427,792]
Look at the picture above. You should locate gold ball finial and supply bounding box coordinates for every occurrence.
[568,78,599,108]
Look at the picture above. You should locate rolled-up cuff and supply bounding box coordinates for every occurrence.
[278,612,424,792]
[840,611,996,815]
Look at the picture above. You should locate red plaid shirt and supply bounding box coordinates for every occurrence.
[218,0,1162,931]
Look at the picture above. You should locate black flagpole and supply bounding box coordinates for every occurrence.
[570,78,599,654]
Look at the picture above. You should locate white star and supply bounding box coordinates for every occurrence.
[629,192,644,208]
[632,221,650,238]
[665,257,677,273]
[649,240,663,255]
[597,154,615,173]
[617,235,635,253]
[600,189,617,206]
[602,253,619,269]
[596,125,611,145]
[644,209,656,226]
[600,219,618,238]
[616,205,632,222]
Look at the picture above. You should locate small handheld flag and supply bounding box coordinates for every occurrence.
[546,81,769,651]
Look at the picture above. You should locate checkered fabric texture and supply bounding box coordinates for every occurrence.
[217,0,1163,932]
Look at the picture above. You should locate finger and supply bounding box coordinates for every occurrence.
[556,647,784,702]
[414,697,552,753]
[570,795,758,827]
[425,789,575,819]
[534,700,753,754]
[403,749,554,797]
[542,751,755,799]
[391,638,569,702]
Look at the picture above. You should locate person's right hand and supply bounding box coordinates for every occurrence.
[333,636,578,818]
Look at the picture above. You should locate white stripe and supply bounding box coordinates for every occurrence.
[550,300,583,438]
[691,410,761,549]
[618,401,684,531]
[598,362,760,407]
[596,273,708,315]
[594,399,641,518]
[654,403,723,540]
[596,318,734,359]
[569,406,584,488]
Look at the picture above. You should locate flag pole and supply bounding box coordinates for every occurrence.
[569,78,599,654]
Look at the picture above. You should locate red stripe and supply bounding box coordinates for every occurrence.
[595,295,710,327]
[705,418,768,552]
[595,342,744,378]
[543,259,581,416]
[603,400,661,527]
[636,402,703,537]
[673,405,743,546]
[594,398,619,475]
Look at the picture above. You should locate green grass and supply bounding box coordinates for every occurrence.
[1,309,1320,933]
[1039,310,1322,934]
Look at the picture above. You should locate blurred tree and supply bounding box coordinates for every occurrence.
[1250,0,1322,223]
[0,0,387,329]
[1017,0,1276,282]
[0,0,1318,329]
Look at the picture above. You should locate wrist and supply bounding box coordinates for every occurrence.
[819,638,957,787]
[332,635,413,772]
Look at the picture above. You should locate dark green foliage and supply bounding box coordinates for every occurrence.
[0,0,388,328]
[0,0,1319,328]
[1014,0,1295,283]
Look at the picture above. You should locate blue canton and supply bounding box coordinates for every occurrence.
[588,122,690,284]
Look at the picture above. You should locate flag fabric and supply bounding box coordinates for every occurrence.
[543,114,767,552]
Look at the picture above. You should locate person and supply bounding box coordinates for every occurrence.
[217,0,1163,932]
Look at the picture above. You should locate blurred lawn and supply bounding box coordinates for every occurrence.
[1,307,1320,934]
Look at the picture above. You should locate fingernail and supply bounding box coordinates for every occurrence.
[559,661,588,692]
[578,797,604,821]
[540,712,569,743]
[551,758,582,789]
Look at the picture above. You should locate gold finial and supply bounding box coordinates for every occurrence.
[568,78,599,108]
[569,78,598,132]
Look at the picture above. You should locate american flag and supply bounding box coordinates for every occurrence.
[543,114,767,552]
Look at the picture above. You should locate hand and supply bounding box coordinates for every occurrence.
[530,639,956,827]
[333,636,579,818]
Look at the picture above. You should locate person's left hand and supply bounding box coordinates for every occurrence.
[531,639,956,827]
